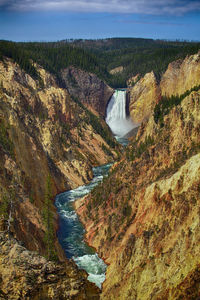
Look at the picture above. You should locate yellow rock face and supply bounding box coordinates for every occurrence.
[129,71,160,123]
[160,51,200,97]
[109,66,124,75]
[128,51,200,125]
[76,87,200,299]
[0,58,117,257]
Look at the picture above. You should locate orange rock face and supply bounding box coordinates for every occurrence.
[0,58,117,258]
[128,51,200,125]
[76,52,200,299]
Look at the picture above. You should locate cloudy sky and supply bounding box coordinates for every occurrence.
[0,0,200,41]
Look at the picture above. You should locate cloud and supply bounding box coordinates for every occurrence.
[1,0,200,15]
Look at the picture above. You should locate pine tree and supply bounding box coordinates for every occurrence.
[0,184,16,234]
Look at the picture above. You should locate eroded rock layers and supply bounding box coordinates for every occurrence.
[76,52,200,300]
[0,58,117,299]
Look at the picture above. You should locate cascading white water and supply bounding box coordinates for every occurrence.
[106,90,135,137]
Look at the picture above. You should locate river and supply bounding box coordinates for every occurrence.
[55,163,112,288]
[55,89,133,288]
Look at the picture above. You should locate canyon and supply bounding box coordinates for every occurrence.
[0,58,117,298]
[0,48,199,299]
[76,51,200,299]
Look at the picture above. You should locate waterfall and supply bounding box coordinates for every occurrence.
[106,90,135,137]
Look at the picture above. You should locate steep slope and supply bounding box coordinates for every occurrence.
[76,53,200,299]
[0,57,117,258]
[160,51,200,97]
[0,232,99,300]
[61,66,113,116]
[0,57,119,299]
[128,71,160,123]
[129,51,200,124]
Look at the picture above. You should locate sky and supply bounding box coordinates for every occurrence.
[0,0,200,42]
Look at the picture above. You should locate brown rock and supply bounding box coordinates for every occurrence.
[61,66,114,116]
[0,232,100,300]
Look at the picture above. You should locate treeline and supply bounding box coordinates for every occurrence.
[0,38,200,88]
[0,41,41,81]
[0,40,109,86]
[65,37,200,87]
[100,42,200,85]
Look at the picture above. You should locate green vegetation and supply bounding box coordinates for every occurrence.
[0,191,9,220]
[0,184,16,233]
[72,96,117,148]
[0,118,14,157]
[86,110,116,148]
[0,41,40,81]
[154,84,200,125]
[0,38,200,88]
[0,40,108,87]
[126,136,154,161]
[42,175,57,261]
[64,38,200,87]
[122,203,132,218]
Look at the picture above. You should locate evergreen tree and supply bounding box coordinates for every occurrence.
[0,184,16,235]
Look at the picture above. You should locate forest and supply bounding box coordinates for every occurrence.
[0,38,200,88]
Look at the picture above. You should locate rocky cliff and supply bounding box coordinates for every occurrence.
[160,52,200,97]
[128,71,160,123]
[76,52,200,299]
[128,51,200,124]
[61,66,113,116]
[0,231,99,300]
[0,57,118,298]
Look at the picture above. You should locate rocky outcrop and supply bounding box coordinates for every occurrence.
[61,66,113,116]
[126,74,140,87]
[128,51,200,124]
[109,66,123,75]
[76,82,200,298]
[0,58,117,258]
[129,71,160,123]
[0,232,100,300]
[160,51,200,97]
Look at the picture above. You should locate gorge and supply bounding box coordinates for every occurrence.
[76,51,200,300]
[55,89,135,289]
[55,163,112,289]
[0,40,199,300]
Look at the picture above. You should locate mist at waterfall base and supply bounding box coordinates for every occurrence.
[55,164,112,289]
[106,90,137,141]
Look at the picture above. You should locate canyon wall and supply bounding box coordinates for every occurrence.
[0,58,117,254]
[0,231,99,300]
[0,58,118,298]
[128,71,160,123]
[160,52,200,97]
[129,51,200,124]
[61,66,113,116]
[76,52,200,299]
